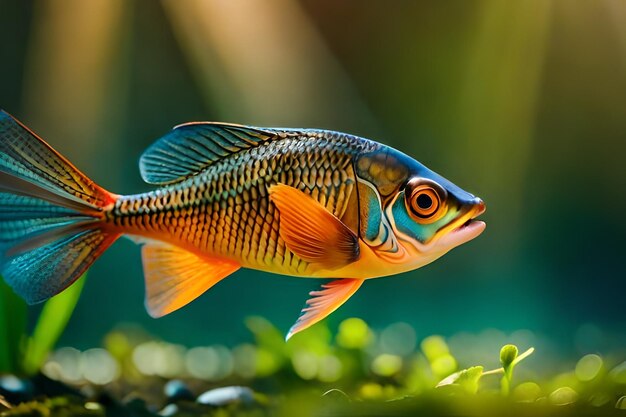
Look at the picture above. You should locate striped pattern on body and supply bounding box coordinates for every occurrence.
[109,131,380,275]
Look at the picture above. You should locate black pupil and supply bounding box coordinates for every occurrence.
[416,193,433,210]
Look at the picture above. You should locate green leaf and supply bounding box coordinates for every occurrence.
[245,316,286,354]
[437,366,484,394]
[21,275,87,375]
[0,278,28,373]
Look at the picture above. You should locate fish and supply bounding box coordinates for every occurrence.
[0,110,485,339]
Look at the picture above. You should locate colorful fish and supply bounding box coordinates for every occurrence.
[0,110,485,339]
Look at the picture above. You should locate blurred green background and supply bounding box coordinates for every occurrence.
[0,0,625,365]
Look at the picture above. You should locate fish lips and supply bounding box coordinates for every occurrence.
[435,200,486,250]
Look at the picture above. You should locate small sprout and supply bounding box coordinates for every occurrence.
[616,396,626,409]
[500,344,517,396]
[498,344,534,396]
[549,386,578,406]
[500,344,518,369]
[436,366,484,394]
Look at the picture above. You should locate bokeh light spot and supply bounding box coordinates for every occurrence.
[549,387,578,406]
[513,382,542,403]
[371,354,402,377]
[292,351,317,380]
[185,346,219,380]
[575,354,603,382]
[380,322,416,356]
[336,318,372,349]
[318,355,342,382]
[81,348,119,385]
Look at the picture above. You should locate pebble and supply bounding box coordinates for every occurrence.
[159,403,179,416]
[0,375,33,403]
[164,380,194,402]
[196,386,255,406]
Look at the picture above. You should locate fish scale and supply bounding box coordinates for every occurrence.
[110,133,377,275]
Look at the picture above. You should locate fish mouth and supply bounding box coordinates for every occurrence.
[454,200,486,233]
[436,200,486,249]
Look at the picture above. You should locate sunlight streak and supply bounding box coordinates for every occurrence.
[162,0,377,131]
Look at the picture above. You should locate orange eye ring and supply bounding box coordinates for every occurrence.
[409,185,441,219]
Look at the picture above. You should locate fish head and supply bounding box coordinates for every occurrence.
[354,146,486,273]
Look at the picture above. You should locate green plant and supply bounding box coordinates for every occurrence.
[0,274,87,375]
[436,344,535,395]
[0,279,27,373]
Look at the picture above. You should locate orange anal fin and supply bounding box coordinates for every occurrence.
[286,278,363,340]
[268,184,359,270]
[141,242,240,317]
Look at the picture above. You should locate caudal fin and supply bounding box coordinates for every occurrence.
[0,110,120,303]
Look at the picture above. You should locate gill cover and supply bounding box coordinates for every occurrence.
[354,146,483,257]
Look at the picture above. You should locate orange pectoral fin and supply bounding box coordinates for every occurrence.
[286,278,364,340]
[141,242,240,317]
[268,184,360,270]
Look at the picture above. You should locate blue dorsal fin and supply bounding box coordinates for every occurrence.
[139,122,278,185]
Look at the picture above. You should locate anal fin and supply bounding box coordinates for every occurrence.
[286,278,363,340]
[141,242,240,317]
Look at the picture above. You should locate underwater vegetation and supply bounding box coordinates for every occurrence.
[0,275,85,376]
[1,312,625,416]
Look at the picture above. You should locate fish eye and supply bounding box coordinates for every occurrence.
[405,180,445,223]
[416,192,434,210]
[410,186,440,217]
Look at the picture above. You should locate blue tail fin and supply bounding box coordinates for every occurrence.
[0,110,120,303]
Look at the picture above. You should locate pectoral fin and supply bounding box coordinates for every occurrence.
[268,184,359,270]
[286,278,363,340]
[141,242,240,317]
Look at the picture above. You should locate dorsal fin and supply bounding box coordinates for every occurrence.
[139,122,277,185]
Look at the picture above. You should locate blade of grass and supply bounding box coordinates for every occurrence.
[0,278,27,373]
[21,275,87,375]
